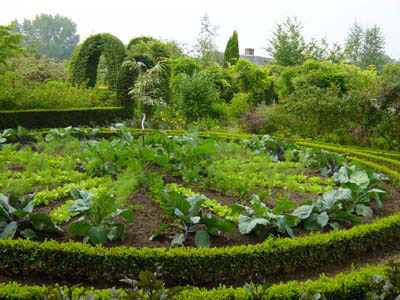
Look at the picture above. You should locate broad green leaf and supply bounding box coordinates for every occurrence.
[107,222,126,241]
[238,215,268,235]
[72,189,95,202]
[368,188,387,209]
[230,204,245,215]
[67,218,91,235]
[113,208,134,223]
[304,213,322,231]
[0,221,17,239]
[87,226,108,245]
[21,228,37,239]
[187,195,206,217]
[332,166,349,184]
[276,215,297,238]
[317,188,351,209]
[291,205,314,220]
[333,211,362,224]
[149,224,173,241]
[68,199,92,213]
[356,204,373,217]
[171,233,185,246]
[11,209,30,218]
[317,212,329,227]
[349,170,370,189]
[195,230,210,248]
[202,215,234,234]
[166,191,190,215]
[30,214,62,232]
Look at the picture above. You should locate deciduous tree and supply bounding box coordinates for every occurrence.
[14,14,79,60]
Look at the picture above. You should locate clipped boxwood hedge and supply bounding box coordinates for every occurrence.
[0,107,125,129]
[0,264,390,299]
[1,211,400,286]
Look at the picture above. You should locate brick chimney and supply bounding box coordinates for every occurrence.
[245,48,254,56]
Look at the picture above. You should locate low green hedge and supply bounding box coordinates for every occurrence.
[0,264,390,299]
[0,107,125,129]
[1,211,400,286]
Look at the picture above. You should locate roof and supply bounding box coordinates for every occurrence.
[240,55,272,66]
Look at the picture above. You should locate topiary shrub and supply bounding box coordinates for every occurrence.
[70,33,126,91]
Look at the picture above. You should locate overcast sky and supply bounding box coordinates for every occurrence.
[1,0,399,60]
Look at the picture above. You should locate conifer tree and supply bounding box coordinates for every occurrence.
[224,30,239,66]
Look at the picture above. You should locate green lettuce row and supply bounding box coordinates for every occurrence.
[0,264,390,299]
[0,209,400,286]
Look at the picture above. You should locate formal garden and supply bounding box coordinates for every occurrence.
[1,16,400,299]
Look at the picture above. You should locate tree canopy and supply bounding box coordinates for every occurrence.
[345,22,390,70]
[14,14,79,60]
[0,23,23,65]
[267,17,306,66]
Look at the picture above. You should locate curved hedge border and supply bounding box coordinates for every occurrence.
[1,128,400,287]
[0,264,391,299]
[70,33,126,91]
[1,211,399,286]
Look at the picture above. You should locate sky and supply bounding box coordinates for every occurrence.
[1,0,399,60]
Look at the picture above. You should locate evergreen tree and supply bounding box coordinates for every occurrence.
[224,30,239,66]
[267,16,306,66]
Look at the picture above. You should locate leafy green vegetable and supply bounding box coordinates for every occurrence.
[67,189,133,245]
[150,190,234,248]
[237,194,297,238]
[0,192,62,239]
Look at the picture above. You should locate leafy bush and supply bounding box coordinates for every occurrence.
[173,70,220,122]
[274,60,381,141]
[0,72,117,110]
[8,54,67,83]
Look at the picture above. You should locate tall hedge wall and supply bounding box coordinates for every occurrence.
[0,107,125,129]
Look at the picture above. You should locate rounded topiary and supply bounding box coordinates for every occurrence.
[70,33,126,91]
